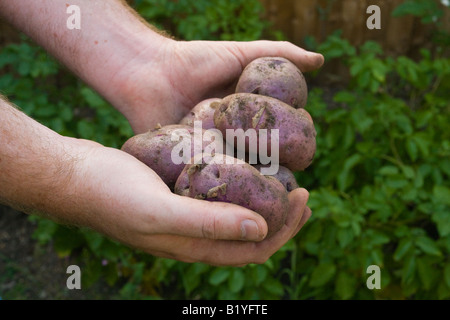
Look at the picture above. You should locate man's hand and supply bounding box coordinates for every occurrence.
[113,39,324,133]
[0,98,311,266]
[65,139,312,266]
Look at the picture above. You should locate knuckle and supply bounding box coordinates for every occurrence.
[201,213,217,239]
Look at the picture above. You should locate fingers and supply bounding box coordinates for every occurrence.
[262,188,309,244]
[158,194,269,241]
[290,206,312,240]
[141,189,311,266]
[235,40,325,72]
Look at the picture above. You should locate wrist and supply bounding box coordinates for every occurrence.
[97,30,175,128]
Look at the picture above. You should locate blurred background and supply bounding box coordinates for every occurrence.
[0,0,449,300]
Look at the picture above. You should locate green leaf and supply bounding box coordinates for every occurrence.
[209,268,230,285]
[309,263,336,287]
[81,87,107,108]
[83,231,104,252]
[433,185,450,206]
[335,272,356,300]
[31,218,58,245]
[263,277,284,296]
[228,269,245,293]
[401,165,415,179]
[416,257,435,290]
[444,264,450,288]
[402,254,416,285]
[252,265,268,285]
[396,114,413,135]
[103,262,119,287]
[415,236,442,256]
[53,226,85,257]
[337,154,362,191]
[378,166,399,176]
[337,227,354,248]
[76,120,95,139]
[406,139,418,161]
[394,238,413,261]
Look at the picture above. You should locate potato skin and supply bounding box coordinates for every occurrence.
[253,164,300,192]
[175,155,290,238]
[236,57,308,109]
[214,93,316,172]
[121,125,223,190]
[180,98,222,130]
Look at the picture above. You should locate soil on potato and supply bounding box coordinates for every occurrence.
[0,205,120,300]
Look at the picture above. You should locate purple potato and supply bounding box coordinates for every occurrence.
[214,93,316,172]
[175,154,290,238]
[236,57,308,109]
[121,124,224,190]
[180,98,222,130]
[253,164,300,192]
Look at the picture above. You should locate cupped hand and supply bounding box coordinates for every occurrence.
[67,138,311,266]
[113,39,324,133]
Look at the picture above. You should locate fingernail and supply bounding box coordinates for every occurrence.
[240,220,260,241]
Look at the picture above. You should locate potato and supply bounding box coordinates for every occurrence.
[214,93,316,172]
[121,124,224,190]
[175,154,290,237]
[179,98,222,130]
[236,57,308,109]
[253,164,299,192]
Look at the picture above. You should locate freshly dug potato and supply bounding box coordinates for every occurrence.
[236,57,308,109]
[121,124,224,190]
[214,93,316,172]
[253,164,299,192]
[175,154,290,238]
[179,98,222,130]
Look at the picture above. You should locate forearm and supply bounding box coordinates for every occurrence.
[0,0,170,121]
[0,96,79,219]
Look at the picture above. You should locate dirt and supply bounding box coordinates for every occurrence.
[0,204,119,300]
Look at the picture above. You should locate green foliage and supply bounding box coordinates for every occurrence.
[0,36,133,147]
[296,31,450,299]
[392,0,444,24]
[133,0,269,41]
[392,0,450,48]
[1,0,449,300]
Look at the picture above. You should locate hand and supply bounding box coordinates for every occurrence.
[111,39,324,133]
[68,138,311,266]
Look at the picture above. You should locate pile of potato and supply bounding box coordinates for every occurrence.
[121,57,316,237]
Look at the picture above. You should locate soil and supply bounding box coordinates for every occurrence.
[0,204,120,300]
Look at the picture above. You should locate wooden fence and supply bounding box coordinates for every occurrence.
[259,0,449,57]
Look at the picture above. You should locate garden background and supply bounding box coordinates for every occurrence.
[0,0,449,300]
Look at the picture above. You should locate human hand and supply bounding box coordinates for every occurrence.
[109,39,324,133]
[66,138,311,266]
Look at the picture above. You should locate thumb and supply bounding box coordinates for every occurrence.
[235,40,325,72]
[161,195,269,241]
